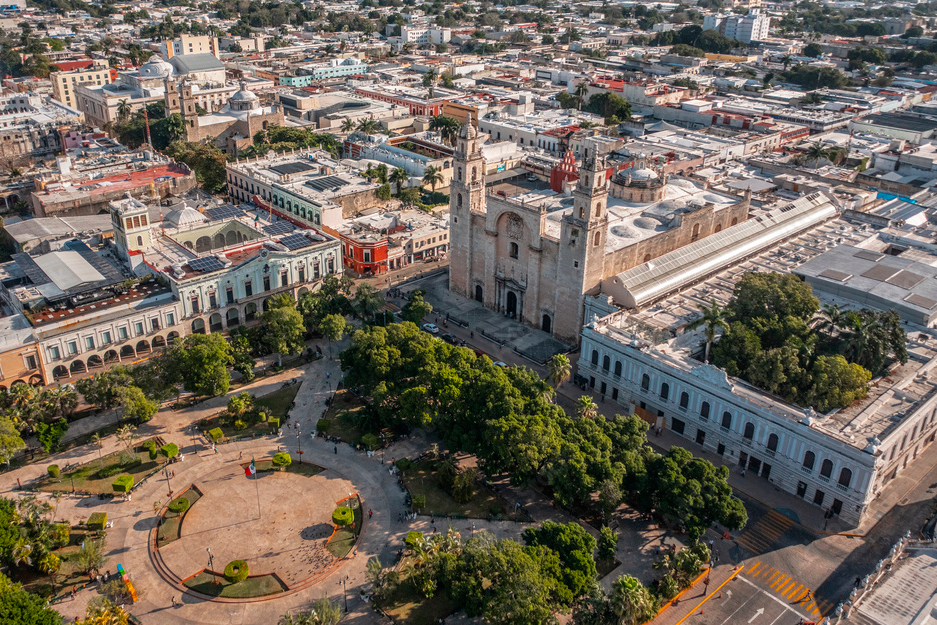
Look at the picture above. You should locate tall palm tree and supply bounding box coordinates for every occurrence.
[354,283,384,322]
[577,395,598,419]
[429,114,462,145]
[165,113,187,144]
[340,117,355,132]
[117,99,131,122]
[422,165,443,193]
[685,299,729,363]
[805,141,831,169]
[781,55,792,69]
[547,353,572,388]
[423,68,438,98]
[574,80,590,111]
[609,575,656,625]
[814,303,844,337]
[356,117,381,134]
[389,166,408,195]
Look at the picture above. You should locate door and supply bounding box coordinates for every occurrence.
[506,291,517,318]
[797,481,807,498]
[739,451,748,467]
[761,463,771,480]
[748,457,761,474]
[475,285,483,302]
[695,429,706,446]
[600,381,607,395]
[831,498,843,516]
[717,442,725,456]
[813,489,825,506]
[542,314,551,333]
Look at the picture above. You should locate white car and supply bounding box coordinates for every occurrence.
[422,323,439,334]
[493,361,508,368]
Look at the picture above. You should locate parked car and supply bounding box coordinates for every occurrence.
[422,323,439,334]
[493,361,507,368]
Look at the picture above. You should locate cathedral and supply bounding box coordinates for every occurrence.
[448,120,751,345]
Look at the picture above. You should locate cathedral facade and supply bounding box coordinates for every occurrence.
[448,124,750,345]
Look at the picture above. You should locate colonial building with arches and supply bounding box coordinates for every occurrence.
[448,123,750,345]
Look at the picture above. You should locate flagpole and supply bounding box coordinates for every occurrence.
[254,468,261,520]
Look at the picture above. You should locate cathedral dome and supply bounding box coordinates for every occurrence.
[628,167,658,181]
[139,58,174,79]
[165,206,207,229]
[231,86,259,103]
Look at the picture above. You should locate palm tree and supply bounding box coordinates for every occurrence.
[423,68,438,98]
[805,141,831,169]
[685,299,729,363]
[781,55,792,69]
[429,115,462,145]
[356,117,381,134]
[547,353,572,388]
[165,113,187,144]
[608,575,656,625]
[117,99,131,122]
[577,395,598,419]
[51,384,77,419]
[115,424,137,463]
[814,303,844,337]
[574,81,590,111]
[390,166,408,195]
[340,117,355,132]
[422,165,443,193]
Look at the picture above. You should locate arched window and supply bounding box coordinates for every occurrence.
[579,207,584,218]
[743,422,755,440]
[691,223,700,241]
[643,254,652,263]
[458,167,462,181]
[602,355,610,371]
[660,382,669,400]
[457,193,463,208]
[136,235,143,246]
[767,433,779,452]
[715,224,722,233]
[472,166,477,182]
[721,411,732,429]
[594,231,601,247]
[679,392,689,409]
[614,361,622,376]
[700,401,710,419]
[820,459,833,478]
[838,467,852,488]
[641,373,650,391]
[591,350,599,365]
[803,451,815,471]
[731,217,738,226]
[509,242,519,259]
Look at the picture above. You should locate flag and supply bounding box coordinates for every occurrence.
[245,458,255,477]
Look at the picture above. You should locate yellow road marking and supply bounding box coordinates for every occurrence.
[748,561,762,574]
[778,580,795,595]
[772,575,789,590]
[785,583,803,599]
[673,569,742,625]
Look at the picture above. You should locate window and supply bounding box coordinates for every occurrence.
[49,346,61,360]
[660,382,669,400]
[280,273,288,288]
[25,354,37,370]
[85,336,95,350]
[209,293,217,309]
[820,459,833,479]
[767,433,779,453]
[226,287,234,305]
[838,467,852,489]
[602,355,610,371]
[743,422,755,440]
[101,331,111,345]
[614,361,622,376]
[190,297,200,314]
[594,231,601,247]
[672,418,685,435]
[700,401,710,420]
[167,313,175,326]
[118,327,128,340]
[591,350,599,366]
[134,322,144,336]
[721,411,732,429]
[679,392,689,410]
[641,373,650,391]
[298,267,305,282]
[263,276,271,291]
[67,341,78,355]
[509,242,519,259]
[245,281,253,297]
[313,263,320,279]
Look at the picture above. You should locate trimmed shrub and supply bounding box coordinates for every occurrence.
[395,458,412,471]
[112,475,134,493]
[87,512,107,531]
[316,418,330,432]
[268,417,280,430]
[160,443,179,459]
[144,440,158,460]
[361,433,379,451]
[52,522,70,548]
[223,560,249,583]
[332,506,354,526]
[405,532,423,549]
[47,464,60,478]
[234,419,247,431]
[38,552,61,575]
[412,494,426,509]
[272,452,291,470]
[208,428,223,442]
[168,497,190,514]
[258,411,267,422]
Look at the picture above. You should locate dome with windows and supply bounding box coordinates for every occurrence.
[139,58,174,79]
[165,206,207,229]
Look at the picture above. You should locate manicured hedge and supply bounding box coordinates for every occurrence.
[144,440,157,460]
[268,417,280,430]
[208,428,223,442]
[161,443,179,459]
[168,497,189,514]
[87,512,107,531]
[332,506,354,526]
[112,475,134,493]
[223,560,249,583]
[47,465,60,478]
[272,452,291,469]
[316,418,330,432]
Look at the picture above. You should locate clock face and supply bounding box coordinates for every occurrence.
[260,249,268,258]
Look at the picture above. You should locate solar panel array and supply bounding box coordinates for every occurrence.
[270,162,315,176]
[188,257,226,273]
[304,175,347,192]
[205,205,245,221]
[279,233,315,251]
[264,221,296,236]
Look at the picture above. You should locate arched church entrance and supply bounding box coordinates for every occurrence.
[506,291,518,318]
[542,314,552,334]
[475,285,483,302]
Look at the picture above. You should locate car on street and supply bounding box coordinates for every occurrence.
[422,323,439,334]
[493,361,507,367]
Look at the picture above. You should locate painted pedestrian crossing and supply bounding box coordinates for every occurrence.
[745,561,835,619]
[735,509,794,555]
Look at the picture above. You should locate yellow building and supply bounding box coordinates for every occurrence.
[0,318,44,389]
[51,63,114,110]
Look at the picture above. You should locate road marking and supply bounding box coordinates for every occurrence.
[674,568,742,625]
[748,561,762,574]
[735,510,795,555]
[747,607,765,623]
[778,580,795,595]
[719,585,761,625]
[785,583,803,599]
[737,575,810,620]
[771,575,789,590]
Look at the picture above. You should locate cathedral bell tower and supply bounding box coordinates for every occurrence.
[448,112,486,300]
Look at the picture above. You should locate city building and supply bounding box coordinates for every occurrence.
[703,9,771,44]
[399,25,451,45]
[176,81,283,155]
[160,35,220,61]
[278,58,369,87]
[50,62,115,109]
[0,94,82,164]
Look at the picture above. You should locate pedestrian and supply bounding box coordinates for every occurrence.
[334,445,337,454]
[353,547,357,557]
[470,331,474,339]
[172,596,177,607]
[741,469,746,477]
[804,589,812,600]
[709,539,714,549]
[368,509,373,519]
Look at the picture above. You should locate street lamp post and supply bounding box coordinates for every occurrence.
[341,577,348,612]
[380,433,385,464]
[164,467,173,500]
[207,547,218,584]
[297,430,303,465]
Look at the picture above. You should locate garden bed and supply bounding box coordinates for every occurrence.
[156,486,203,548]
[400,459,507,520]
[20,528,98,602]
[199,385,300,442]
[251,458,323,477]
[326,495,362,559]
[318,388,366,444]
[38,439,168,495]
[376,569,457,625]
[183,570,287,598]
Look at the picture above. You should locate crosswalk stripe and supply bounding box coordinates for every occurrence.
[811,604,821,617]
[792,587,809,602]
[785,583,803,599]
[758,567,776,580]
[748,561,762,574]
[772,575,789,590]
[817,599,833,615]
[767,571,782,584]
[779,580,795,595]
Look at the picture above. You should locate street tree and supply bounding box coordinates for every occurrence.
[259,294,306,366]
[547,353,571,388]
[354,283,385,323]
[0,417,25,466]
[319,313,348,359]
[171,333,233,397]
[685,299,728,363]
[401,292,433,324]
[0,572,62,625]
[118,386,158,424]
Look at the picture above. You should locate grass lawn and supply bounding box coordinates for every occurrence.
[39,440,168,495]
[319,388,364,443]
[377,576,457,625]
[401,460,506,520]
[252,459,323,477]
[156,488,203,548]
[326,497,362,559]
[255,384,300,419]
[20,528,98,602]
[183,570,287,598]
[199,385,301,443]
